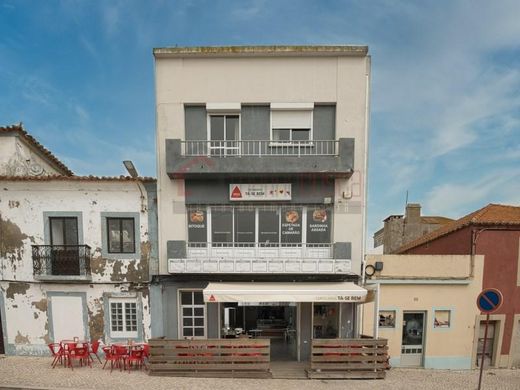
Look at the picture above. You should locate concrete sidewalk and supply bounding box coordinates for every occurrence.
[1,356,519,390]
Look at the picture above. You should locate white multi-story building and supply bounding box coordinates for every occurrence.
[151,45,371,361]
[0,125,156,355]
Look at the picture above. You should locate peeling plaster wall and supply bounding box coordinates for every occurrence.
[0,180,154,355]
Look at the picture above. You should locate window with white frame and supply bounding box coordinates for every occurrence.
[109,298,138,338]
[271,103,313,143]
[180,291,205,338]
[209,114,240,156]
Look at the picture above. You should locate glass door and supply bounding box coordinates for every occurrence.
[209,115,239,156]
[401,311,425,367]
[49,217,79,275]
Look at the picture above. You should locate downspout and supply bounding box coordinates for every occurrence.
[359,55,371,337]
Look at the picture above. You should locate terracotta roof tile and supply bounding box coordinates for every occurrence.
[0,175,155,183]
[396,204,520,253]
[0,123,74,176]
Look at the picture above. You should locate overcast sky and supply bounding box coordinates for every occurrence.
[1,0,519,244]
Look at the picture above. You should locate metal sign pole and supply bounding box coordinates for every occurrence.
[477,313,490,390]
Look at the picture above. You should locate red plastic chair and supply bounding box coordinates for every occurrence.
[48,343,64,368]
[127,346,147,372]
[142,344,150,359]
[102,346,119,373]
[89,340,102,363]
[113,345,129,371]
[68,343,91,370]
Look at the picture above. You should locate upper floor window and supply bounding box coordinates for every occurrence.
[271,103,313,144]
[107,217,135,254]
[49,217,78,246]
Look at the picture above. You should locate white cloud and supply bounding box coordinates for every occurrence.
[424,168,520,217]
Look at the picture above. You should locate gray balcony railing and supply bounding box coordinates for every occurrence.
[32,245,91,277]
[181,140,338,157]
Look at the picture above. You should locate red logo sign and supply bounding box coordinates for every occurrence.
[208,294,216,302]
[230,186,242,199]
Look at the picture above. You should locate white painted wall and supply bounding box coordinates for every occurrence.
[155,51,370,275]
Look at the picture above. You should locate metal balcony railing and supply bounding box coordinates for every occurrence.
[32,245,91,277]
[187,242,333,259]
[181,140,339,157]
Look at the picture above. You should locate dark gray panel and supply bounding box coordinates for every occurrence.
[333,242,352,259]
[207,303,219,338]
[241,105,270,140]
[313,105,336,140]
[185,106,207,140]
[167,240,187,258]
[299,303,312,362]
[185,179,335,205]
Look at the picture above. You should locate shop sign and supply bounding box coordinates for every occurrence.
[187,208,207,243]
[229,183,291,201]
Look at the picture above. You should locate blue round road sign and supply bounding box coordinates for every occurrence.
[477,288,503,314]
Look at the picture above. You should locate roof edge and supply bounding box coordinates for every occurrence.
[0,175,156,183]
[153,45,369,58]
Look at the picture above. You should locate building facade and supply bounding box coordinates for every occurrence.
[0,125,157,355]
[151,45,371,361]
[362,254,484,369]
[373,203,453,254]
[397,204,520,368]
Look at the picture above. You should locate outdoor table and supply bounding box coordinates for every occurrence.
[248,329,263,338]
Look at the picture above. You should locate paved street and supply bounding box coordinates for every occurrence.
[0,356,519,390]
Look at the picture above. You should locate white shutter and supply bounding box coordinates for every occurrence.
[271,110,312,129]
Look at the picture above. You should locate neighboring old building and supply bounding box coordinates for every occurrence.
[0,124,157,355]
[362,254,484,369]
[151,45,371,362]
[373,203,453,254]
[397,203,520,368]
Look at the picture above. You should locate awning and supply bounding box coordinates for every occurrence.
[203,282,367,303]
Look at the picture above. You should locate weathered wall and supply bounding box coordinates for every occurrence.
[0,179,154,355]
[0,134,63,176]
[362,254,484,369]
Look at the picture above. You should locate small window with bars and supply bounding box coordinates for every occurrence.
[110,299,138,338]
[179,291,205,339]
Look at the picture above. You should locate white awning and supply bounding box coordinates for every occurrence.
[203,282,367,303]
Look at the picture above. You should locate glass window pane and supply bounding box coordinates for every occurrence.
[194,328,204,337]
[187,208,207,243]
[183,328,193,337]
[183,318,193,326]
[183,307,193,316]
[273,129,290,141]
[121,219,135,253]
[194,307,204,316]
[292,129,310,141]
[234,208,255,245]
[434,310,451,328]
[194,318,204,326]
[306,207,331,244]
[193,292,204,305]
[379,311,396,328]
[281,207,302,245]
[50,219,64,245]
[211,208,233,245]
[181,292,192,305]
[64,218,78,245]
[210,116,225,140]
[108,219,121,253]
[225,116,239,141]
[313,303,339,339]
[258,208,279,246]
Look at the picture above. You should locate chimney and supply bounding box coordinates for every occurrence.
[406,203,421,224]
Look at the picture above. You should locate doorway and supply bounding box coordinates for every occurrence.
[476,320,497,368]
[220,303,297,361]
[401,311,426,367]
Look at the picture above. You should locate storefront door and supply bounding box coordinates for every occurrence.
[401,312,425,367]
[476,320,496,368]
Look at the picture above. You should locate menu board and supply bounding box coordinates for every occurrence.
[306,207,331,244]
[281,207,302,244]
[187,208,207,243]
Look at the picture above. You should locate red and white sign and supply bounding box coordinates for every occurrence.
[229,184,292,201]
